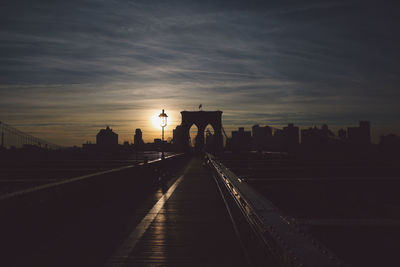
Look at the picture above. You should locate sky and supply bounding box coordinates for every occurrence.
[0,0,399,145]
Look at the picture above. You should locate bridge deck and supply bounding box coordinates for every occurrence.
[107,158,247,266]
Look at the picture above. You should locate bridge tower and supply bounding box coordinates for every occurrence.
[176,111,223,153]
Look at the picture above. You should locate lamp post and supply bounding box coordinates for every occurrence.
[158,109,168,159]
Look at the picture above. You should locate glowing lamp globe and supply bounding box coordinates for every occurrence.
[159,109,168,128]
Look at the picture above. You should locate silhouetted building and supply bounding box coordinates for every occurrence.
[271,128,284,149]
[231,127,251,151]
[96,126,118,146]
[252,124,273,150]
[348,121,371,145]
[301,125,335,146]
[134,128,144,146]
[283,123,299,148]
[82,141,96,151]
[154,138,162,145]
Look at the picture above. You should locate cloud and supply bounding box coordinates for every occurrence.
[0,0,399,145]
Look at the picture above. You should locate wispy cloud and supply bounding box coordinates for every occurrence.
[0,0,399,145]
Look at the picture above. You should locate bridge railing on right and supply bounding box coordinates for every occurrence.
[206,153,345,267]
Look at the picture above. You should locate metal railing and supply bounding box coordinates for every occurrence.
[206,153,345,267]
[0,153,188,265]
[0,153,183,202]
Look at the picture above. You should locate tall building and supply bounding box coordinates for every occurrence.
[347,121,371,145]
[301,125,335,146]
[283,123,299,147]
[252,124,273,149]
[96,126,118,146]
[134,128,144,146]
[231,127,252,151]
[273,128,285,148]
[154,138,162,145]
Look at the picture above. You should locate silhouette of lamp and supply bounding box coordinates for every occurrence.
[158,109,168,159]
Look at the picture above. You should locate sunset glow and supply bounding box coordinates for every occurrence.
[151,111,172,131]
[0,1,399,146]
[151,113,162,130]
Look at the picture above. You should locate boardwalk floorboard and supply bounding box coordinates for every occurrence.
[124,158,247,266]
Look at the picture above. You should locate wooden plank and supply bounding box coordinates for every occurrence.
[124,158,247,266]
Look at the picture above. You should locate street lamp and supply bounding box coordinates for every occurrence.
[158,109,168,159]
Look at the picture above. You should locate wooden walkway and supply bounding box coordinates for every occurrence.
[108,158,247,266]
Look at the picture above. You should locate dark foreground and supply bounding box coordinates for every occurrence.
[0,155,270,266]
[220,152,400,267]
[1,151,399,266]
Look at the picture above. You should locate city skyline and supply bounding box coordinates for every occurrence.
[84,119,377,146]
[1,0,399,145]
[1,111,398,146]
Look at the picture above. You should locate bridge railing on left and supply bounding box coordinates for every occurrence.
[0,153,187,254]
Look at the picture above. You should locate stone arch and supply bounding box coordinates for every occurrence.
[178,111,223,152]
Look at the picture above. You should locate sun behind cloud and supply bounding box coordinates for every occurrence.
[151,113,162,130]
[151,111,173,131]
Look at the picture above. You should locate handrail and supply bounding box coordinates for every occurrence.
[206,153,345,267]
[0,153,184,201]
